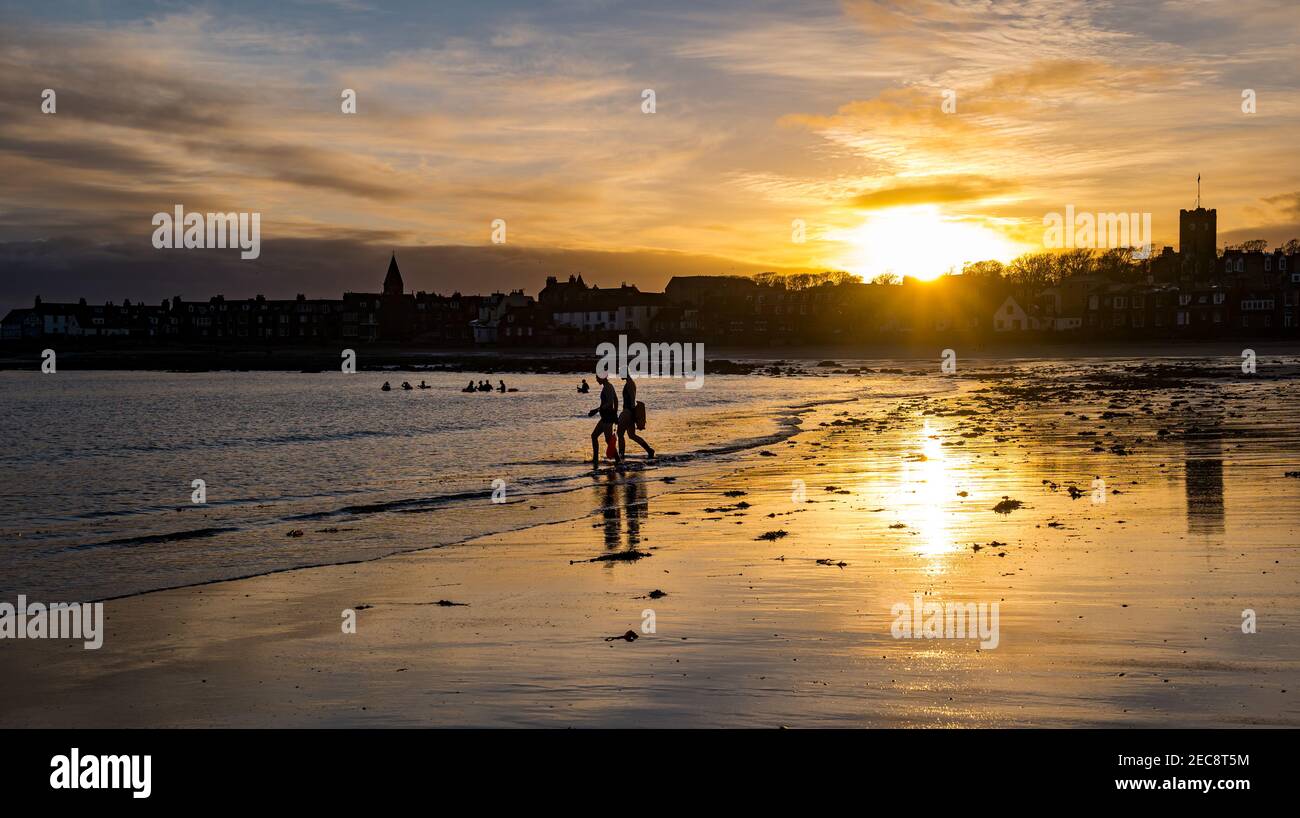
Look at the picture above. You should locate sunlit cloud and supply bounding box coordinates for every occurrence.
[0,0,1297,307]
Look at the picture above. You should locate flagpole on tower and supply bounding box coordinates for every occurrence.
[1197,174,1201,209]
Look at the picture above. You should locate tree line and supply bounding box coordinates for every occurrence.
[750,237,1300,293]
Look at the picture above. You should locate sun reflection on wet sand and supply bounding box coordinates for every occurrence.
[4,362,1300,728]
[900,421,959,565]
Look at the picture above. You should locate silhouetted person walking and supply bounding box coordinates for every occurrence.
[617,375,654,459]
[588,374,621,467]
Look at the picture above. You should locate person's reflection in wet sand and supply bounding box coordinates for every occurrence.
[1183,433,1225,538]
[596,471,649,552]
[623,477,646,546]
[601,473,620,550]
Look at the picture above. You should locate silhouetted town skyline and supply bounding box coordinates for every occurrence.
[5,204,1300,346]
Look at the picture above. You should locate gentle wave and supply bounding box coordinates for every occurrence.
[60,406,813,555]
[59,526,239,552]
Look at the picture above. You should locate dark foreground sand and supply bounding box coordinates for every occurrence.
[2,359,1298,727]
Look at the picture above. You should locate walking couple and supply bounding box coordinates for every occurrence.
[587,373,654,467]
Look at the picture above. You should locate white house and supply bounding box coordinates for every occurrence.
[470,290,533,344]
[552,294,667,335]
[993,295,1031,331]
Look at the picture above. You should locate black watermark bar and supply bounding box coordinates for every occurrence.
[1,729,1286,806]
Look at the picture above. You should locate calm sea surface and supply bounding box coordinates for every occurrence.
[6,355,1296,604]
[1,365,932,599]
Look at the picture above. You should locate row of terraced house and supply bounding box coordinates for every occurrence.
[7,213,1300,346]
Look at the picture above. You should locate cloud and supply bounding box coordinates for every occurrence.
[0,8,744,259]
[840,0,996,33]
[849,177,1020,210]
[1262,191,1300,221]
[0,0,1297,298]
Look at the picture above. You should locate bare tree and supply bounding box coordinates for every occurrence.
[1233,239,1269,253]
[1095,247,1140,282]
[1056,248,1095,280]
[960,260,1006,281]
[1007,252,1059,292]
[753,271,861,289]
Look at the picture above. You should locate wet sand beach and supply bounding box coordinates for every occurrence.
[2,357,1299,727]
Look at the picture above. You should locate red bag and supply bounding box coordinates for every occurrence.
[605,430,618,459]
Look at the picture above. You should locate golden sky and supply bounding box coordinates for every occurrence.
[1,0,1298,302]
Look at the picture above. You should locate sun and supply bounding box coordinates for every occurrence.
[830,205,1022,282]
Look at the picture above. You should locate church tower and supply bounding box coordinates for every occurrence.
[1178,176,1216,280]
[383,252,404,296]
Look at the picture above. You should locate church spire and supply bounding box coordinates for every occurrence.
[383,252,404,296]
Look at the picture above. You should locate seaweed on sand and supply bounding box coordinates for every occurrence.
[571,549,652,564]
